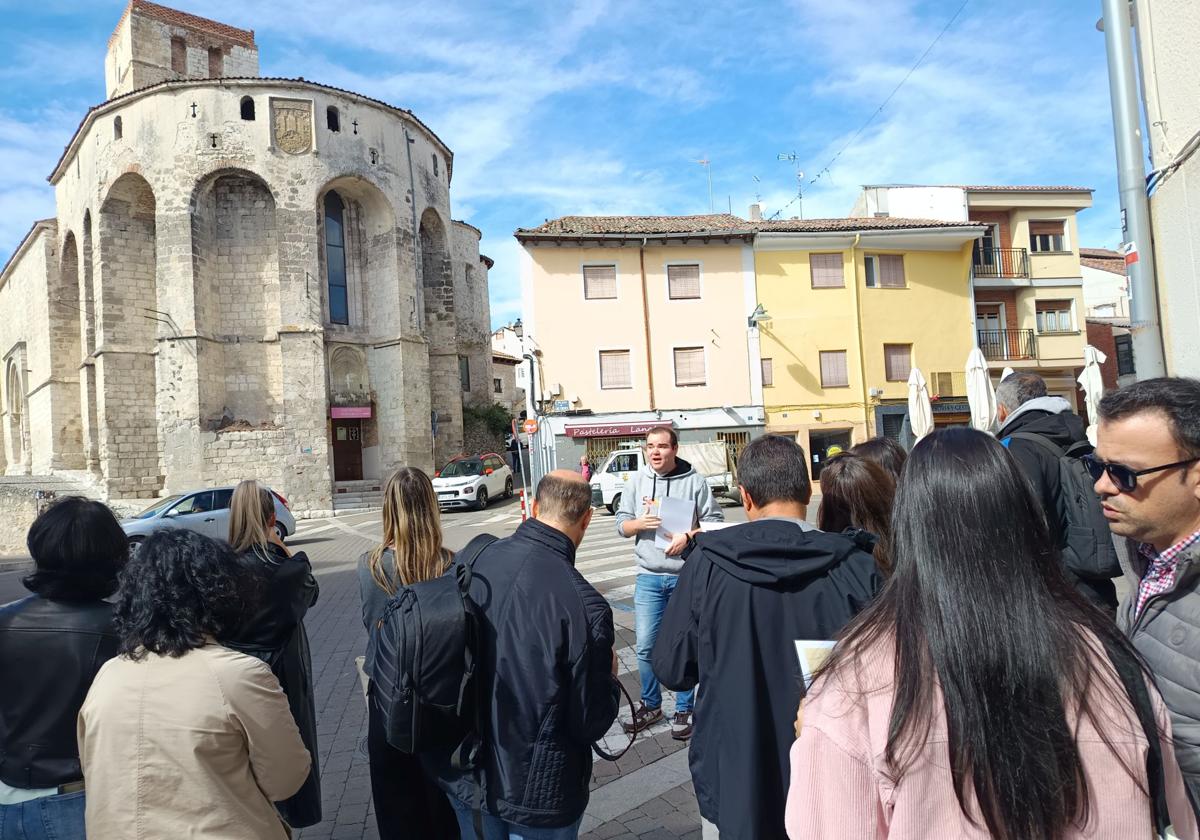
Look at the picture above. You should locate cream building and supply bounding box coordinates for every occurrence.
[0,0,493,514]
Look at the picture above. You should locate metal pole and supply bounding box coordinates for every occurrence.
[1101,0,1167,377]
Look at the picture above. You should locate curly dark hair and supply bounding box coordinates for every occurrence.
[114,529,258,660]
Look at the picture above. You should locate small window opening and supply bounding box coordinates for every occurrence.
[432,155,439,177]
[327,106,340,132]
[240,97,255,121]
[208,46,223,77]
[170,37,187,74]
[113,116,123,140]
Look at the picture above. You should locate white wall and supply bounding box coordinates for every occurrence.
[852,186,969,221]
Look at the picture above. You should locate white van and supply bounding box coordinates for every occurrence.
[589,441,735,513]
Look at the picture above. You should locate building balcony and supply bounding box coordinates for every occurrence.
[978,328,1036,361]
[972,247,1029,279]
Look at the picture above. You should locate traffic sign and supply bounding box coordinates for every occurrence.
[522,418,539,435]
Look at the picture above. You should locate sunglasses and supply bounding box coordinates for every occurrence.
[1082,454,1200,493]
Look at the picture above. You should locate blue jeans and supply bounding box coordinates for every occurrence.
[0,791,86,840]
[449,797,581,839]
[634,573,694,713]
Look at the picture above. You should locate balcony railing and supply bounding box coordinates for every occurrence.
[972,247,1029,279]
[978,329,1036,361]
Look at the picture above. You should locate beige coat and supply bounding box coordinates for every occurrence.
[78,642,312,840]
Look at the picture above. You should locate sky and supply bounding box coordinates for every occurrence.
[0,0,1125,327]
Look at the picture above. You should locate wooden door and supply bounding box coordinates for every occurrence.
[333,419,363,481]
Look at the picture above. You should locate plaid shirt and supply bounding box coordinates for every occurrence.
[1134,529,1200,618]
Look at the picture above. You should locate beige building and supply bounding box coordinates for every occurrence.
[854,185,1093,405]
[516,215,764,464]
[0,0,493,514]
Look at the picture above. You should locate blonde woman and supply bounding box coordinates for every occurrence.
[358,467,458,839]
[225,480,322,829]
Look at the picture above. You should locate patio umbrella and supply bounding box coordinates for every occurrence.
[1078,344,1107,446]
[1000,366,1016,382]
[966,347,998,433]
[907,367,935,443]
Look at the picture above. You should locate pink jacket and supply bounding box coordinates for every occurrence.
[787,641,1199,840]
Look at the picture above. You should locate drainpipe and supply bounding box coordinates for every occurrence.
[1101,0,1167,377]
[639,238,657,410]
[850,233,871,436]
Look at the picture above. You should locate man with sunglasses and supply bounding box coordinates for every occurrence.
[1096,377,1200,808]
[997,372,1120,610]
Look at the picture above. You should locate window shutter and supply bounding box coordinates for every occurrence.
[819,351,849,388]
[673,347,706,386]
[1029,220,1065,236]
[879,255,905,288]
[884,344,911,381]
[933,371,955,396]
[599,350,631,389]
[810,253,844,288]
[667,264,701,299]
[761,357,774,387]
[584,265,617,299]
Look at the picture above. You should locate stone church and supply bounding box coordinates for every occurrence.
[0,1,494,513]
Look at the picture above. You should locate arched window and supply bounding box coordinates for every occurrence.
[240,96,255,121]
[324,192,349,325]
[327,106,340,132]
[114,116,123,140]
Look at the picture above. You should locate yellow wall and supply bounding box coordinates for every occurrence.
[526,242,754,412]
[756,244,975,442]
[1008,208,1084,280]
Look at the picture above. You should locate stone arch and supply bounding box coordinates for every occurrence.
[80,210,100,472]
[52,232,85,467]
[4,357,29,473]
[98,172,162,495]
[316,176,398,331]
[190,168,283,429]
[328,345,370,401]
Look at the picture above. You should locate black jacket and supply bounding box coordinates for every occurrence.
[0,594,119,789]
[435,519,619,828]
[227,544,321,828]
[999,400,1118,610]
[652,519,881,839]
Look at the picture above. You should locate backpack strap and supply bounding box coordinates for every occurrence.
[1103,638,1171,837]
[1007,431,1068,459]
[454,534,498,594]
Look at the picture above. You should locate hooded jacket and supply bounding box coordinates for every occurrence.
[651,518,881,839]
[614,457,724,574]
[998,396,1118,610]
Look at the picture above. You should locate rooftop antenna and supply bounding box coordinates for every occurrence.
[777,152,804,219]
[695,157,714,212]
[752,175,762,204]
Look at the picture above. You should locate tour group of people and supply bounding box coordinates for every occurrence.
[2,374,1200,840]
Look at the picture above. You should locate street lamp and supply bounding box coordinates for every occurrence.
[747,304,771,327]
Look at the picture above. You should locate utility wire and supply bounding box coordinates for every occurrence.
[796,0,964,198]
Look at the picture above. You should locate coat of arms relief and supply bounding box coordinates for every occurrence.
[270,98,313,155]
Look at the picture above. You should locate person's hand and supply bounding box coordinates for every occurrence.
[611,650,619,676]
[639,515,662,533]
[794,700,805,738]
[664,532,689,557]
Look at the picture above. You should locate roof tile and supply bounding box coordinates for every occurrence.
[129,1,256,47]
[516,214,983,238]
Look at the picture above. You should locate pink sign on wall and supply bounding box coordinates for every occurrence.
[564,421,675,439]
[330,405,372,419]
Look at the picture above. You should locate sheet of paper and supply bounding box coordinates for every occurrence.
[794,640,837,689]
[699,521,738,532]
[654,496,696,549]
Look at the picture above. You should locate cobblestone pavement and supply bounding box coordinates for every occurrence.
[287,496,750,839]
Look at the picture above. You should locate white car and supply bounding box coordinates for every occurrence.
[121,486,296,548]
[433,453,514,511]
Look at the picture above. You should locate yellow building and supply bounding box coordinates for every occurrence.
[855,185,1094,405]
[753,218,984,475]
[516,215,765,466]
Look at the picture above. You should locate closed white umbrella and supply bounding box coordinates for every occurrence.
[1000,366,1016,382]
[1078,345,1107,446]
[907,367,935,442]
[966,347,998,432]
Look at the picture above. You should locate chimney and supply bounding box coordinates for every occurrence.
[749,203,762,221]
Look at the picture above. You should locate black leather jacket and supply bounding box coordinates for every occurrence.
[0,595,119,789]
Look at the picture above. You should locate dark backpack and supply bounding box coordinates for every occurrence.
[367,534,497,760]
[1004,432,1122,580]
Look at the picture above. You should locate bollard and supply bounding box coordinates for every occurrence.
[519,489,528,522]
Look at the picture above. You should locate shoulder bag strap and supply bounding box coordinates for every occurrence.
[1007,431,1067,459]
[1102,638,1171,837]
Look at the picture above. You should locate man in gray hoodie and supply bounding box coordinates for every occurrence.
[615,426,723,740]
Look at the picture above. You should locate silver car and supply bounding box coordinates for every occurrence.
[121,486,296,549]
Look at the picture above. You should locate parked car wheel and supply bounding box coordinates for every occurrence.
[475,488,489,511]
[504,477,514,499]
[608,493,622,516]
[128,535,145,554]
[274,522,288,542]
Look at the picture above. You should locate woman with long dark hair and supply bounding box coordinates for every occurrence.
[787,428,1198,840]
[817,452,896,575]
[79,529,310,839]
[849,435,907,483]
[358,467,458,839]
[225,479,321,828]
